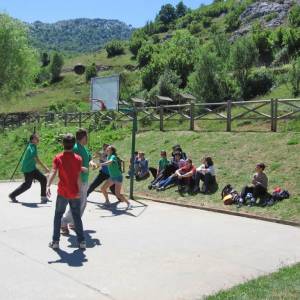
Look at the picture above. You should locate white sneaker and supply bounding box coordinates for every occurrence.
[49,241,59,249]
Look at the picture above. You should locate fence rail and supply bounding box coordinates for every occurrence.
[1,98,300,132]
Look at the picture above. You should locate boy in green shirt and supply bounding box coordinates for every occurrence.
[61,129,97,234]
[9,134,50,203]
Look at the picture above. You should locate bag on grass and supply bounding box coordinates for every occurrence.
[221,184,242,205]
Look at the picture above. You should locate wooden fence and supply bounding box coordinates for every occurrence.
[1,98,300,132]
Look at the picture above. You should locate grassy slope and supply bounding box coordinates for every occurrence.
[0,48,136,114]
[205,263,300,300]
[1,117,300,222]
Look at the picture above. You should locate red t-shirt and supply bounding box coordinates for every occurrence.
[179,165,196,176]
[53,152,82,199]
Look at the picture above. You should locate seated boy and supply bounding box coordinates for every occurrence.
[136,152,150,181]
[149,150,169,189]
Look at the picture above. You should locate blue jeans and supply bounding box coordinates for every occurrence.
[52,195,84,243]
[158,176,176,188]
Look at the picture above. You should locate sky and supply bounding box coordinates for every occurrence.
[0,0,212,27]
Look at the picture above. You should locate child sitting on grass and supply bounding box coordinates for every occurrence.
[241,163,268,206]
[149,150,169,189]
[135,152,150,181]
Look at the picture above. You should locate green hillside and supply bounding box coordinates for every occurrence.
[28,18,133,53]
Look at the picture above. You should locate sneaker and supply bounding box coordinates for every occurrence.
[41,196,49,204]
[9,194,18,203]
[49,241,59,249]
[79,241,86,250]
[60,226,70,235]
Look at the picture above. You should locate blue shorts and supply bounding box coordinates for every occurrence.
[110,175,123,183]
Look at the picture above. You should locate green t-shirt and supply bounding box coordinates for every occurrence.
[159,157,169,171]
[73,143,91,183]
[107,154,122,178]
[21,143,37,173]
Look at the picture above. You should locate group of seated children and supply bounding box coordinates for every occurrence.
[125,145,272,206]
[134,144,218,194]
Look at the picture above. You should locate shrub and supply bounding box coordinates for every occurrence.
[244,69,274,99]
[272,47,290,66]
[288,4,300,27]
[188,21,202,34]
[225,10,241,32]
[289,57,300,97]
[141,58,165,91]
[85,63,97,82]
[49,52,64,83]
[35,67,51,84]
[105,40,124,58]
[157,69,181,99]
[137,44,156,68]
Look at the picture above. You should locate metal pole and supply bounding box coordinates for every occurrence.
[129,109,137,200]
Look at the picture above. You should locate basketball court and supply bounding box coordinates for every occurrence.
[1,181,300,300]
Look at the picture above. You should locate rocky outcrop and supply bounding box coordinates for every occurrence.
[231,0,299,41]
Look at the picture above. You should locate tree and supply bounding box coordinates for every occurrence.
[49,52,64,82]
[158,69,181,99]
[289,57,300,97]
[85,63,97,83]
[137,44,157,68]
[176,1,188,18]
[230,36,258,99]
[157,4,177,25]
[105,40,125,58]
[188,49,230,103]
[0,14,38,99]
[41,52,50,67]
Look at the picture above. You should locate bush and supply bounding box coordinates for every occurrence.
[272,47,290,66]
[137,44,156,68]
[289,57,300,97]
[157,69,181,99]
[85,63,97,82]
[244,69,274,99]
[288,5,300,27]
[252,26,273,65]
[105,40,124,58]
[35,67,51,84]
[225,10,241,32]
[129,37,144,57]
[141,58,165,91]
[49,52,64,83]
[188,21,202,34]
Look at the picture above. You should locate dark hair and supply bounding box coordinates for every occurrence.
[256,163,266,170]
[174,152,181,156]
[29,133,38,142]
[172,144,180,150]
[109,145,117,155]
[134,151,138,155]
[186,158,193,164]
[76,128,88,141]
[63,134,75,150]
[161,150,167,156]
[205,157,214,167]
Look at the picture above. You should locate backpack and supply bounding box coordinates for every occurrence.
[221,184,241,205]
[272,189,290,202]
[116,156,124,173]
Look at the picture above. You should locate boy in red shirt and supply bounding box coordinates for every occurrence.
[47,134,86,250]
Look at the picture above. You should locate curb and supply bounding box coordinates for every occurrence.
[132,193,300,228]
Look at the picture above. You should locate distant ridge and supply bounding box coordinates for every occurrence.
[28,18,134,53]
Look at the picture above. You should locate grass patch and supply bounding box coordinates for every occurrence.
[205,263,300,300]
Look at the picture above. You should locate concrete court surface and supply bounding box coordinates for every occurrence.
[1,182,300,300]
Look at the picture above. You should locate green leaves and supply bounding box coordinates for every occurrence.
[0,14,38,100]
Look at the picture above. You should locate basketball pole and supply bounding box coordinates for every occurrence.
[129,109,137,200]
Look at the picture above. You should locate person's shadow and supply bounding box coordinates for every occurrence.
[96,201,136,218]
[48,230,101,267]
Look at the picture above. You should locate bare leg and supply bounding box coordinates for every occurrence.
[101,180,111,204]
[114,182,130,206]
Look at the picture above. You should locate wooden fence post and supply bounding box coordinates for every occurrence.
[226,100,232,132]
[159,106,164,131]
[274,98,278,132]
[64,113,67,127]
[79,112,82,128]
[190,102,195,131]
[271,98,274,132]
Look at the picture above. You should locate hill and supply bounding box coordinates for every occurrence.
[28,18,134,53]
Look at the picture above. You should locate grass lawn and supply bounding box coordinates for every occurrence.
[205,263,300,300]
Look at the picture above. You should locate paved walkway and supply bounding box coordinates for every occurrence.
[1,181,300,300]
